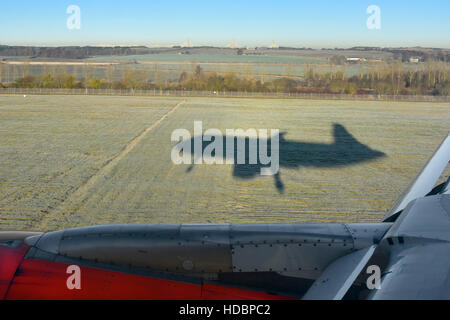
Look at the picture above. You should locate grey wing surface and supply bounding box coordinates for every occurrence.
[370,132,450,299]
[370,194,450,299]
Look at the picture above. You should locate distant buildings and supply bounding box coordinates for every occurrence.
[346,57,367,63]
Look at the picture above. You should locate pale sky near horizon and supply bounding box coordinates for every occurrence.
[1,0,449,48]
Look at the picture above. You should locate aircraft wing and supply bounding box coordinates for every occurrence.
[370,192,450,299]
[384,132,450,221]
[368,132,450,299]
[0,223,390,300]
[302,245,377,300]
[369,242,450,299]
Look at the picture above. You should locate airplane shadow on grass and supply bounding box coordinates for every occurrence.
[179,123,386,193]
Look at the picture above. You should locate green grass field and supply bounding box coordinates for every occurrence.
[0,95,449,231]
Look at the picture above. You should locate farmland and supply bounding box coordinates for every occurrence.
[0,47,392,83]
[0,58,361,84]
[0,95,449,231]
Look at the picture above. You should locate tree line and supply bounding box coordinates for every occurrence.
[1,61,449,96]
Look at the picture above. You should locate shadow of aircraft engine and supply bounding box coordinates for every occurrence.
[172,123,386,193]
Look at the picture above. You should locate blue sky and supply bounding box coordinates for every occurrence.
[1,0,449,48]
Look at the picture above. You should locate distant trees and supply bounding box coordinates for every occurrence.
[54,73,73,88]
[330,55,346,65]
[301,61,450,96]
[82,64,94,88]
[178,70,267,92]
[40,74,54,88]
[105,64,114,89]
[121,71,150,92]
[88,78,103,89]
[14,76,37,88]
[194,65,202,79]
[178,71,188,83]
[5,61,450,96]
[269,78,297,92]
[0,46,155,59]
[12,72,79,89]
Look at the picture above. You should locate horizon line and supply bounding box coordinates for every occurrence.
[1,44,450,50]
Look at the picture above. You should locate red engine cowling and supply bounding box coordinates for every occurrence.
[0,232,295,300]
[0,242,30,299]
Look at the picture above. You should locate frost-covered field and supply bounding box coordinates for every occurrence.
[0,95,449,231]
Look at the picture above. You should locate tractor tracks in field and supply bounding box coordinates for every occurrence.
[38,100,186,229]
